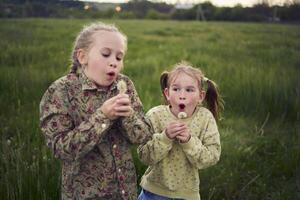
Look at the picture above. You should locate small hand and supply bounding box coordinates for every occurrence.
[176,129,191,143]
[165,122,187,140]
[100,94,132,120]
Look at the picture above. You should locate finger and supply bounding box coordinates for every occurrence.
[116,93,129,99]
[116,98,131,106]
[165,131,176,139]
[115,109,132,117]
[168,123,183,132]
[110,94,122,101]
[175,135,185,140]
[172,130,185,138]
[104,97,119,107]
[176,135,190,142]
[167,128,184,138]
[168,129,184,138]
[114,105,131,112]
[168,121,180,127]
[172,125,187,134]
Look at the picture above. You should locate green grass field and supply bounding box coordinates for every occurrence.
[0,18,299,200]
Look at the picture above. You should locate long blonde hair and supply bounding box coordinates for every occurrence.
[160,61,224,120]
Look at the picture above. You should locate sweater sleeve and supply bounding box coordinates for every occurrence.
[40,82,112,162]
[137,109,173,166]
[120,78,152,144]
[179,113,221,170]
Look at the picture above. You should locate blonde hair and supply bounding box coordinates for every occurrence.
[160,61,224,120]
[70,22,127,73]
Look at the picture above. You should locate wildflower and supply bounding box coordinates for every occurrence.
[117,80,127,94]
[7,139,11,146]
[177,112,187,119]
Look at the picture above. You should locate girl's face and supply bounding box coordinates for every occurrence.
[78,31,126,87]
[164,72,205,118]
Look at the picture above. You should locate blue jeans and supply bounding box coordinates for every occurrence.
[138,189,184,200]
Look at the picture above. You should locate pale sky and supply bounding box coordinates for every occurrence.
[81,0,285,7]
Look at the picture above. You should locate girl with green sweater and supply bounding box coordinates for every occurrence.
[137,61,224,200]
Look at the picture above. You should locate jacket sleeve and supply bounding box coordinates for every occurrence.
[120,78,152,144]
[179,113,221,170]
[137,109,174,166]
[39,82,112,162]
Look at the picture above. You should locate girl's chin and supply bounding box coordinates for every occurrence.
[93,79,114,87]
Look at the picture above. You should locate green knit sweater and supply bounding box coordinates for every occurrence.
[138,105,221,200]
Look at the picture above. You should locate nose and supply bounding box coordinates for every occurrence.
[109,57,118,68]
[109,61,117,68]
[179,90,186,100]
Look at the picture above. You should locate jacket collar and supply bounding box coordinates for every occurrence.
[78,68,119,92]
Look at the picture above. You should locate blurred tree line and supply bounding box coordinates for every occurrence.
[1,0,300,22]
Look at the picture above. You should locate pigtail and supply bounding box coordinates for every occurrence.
[70,49,81,73]
[160,71,169,104]
[204,79,224,120]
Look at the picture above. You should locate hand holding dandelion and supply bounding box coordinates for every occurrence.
[100,80,133,119]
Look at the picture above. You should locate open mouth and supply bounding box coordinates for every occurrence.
[107,72,116,77]
[179,103,185,110]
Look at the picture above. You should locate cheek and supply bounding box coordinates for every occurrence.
[169,94,177,102]
[89,60,104,71]
[190,94,201,103]
[117,62,123,71]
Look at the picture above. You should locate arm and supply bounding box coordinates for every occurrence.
[137,109,174,166]
[120,78,152,144]
[180,114,221,170]
[40,83,111,162]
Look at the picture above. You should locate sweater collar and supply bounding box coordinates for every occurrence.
[166,105,200,122]
[78,68,118,92]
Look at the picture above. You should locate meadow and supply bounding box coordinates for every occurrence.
[0,18,299,199]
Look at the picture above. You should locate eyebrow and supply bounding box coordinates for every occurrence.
[171,84,195,88]
[101,47,124,55]
[186,86,196,89]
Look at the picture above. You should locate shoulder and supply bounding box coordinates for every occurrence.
[47,73,79,94]
[145,105,168,131]
[198,107,213,117]
[40,75,74,119]
[40,73,79,107]
[196,107,217,125]
[146,105,168,118]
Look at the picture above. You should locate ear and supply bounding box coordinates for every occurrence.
[76,49,87,65]
[163,88,170,101]
[199,90,206,104]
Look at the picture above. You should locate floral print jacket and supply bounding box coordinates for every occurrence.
[40,71,151,200]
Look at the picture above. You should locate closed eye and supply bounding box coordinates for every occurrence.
[102,53,110,58]
[116,56,123,61]
[100,48,111,58]
[116,53,124,61]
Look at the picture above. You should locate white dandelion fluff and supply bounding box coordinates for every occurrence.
[117,80,127,94]
[177,112,187,119]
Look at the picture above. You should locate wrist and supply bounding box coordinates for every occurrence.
[161,130,174,144]
[180,134,191,143]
